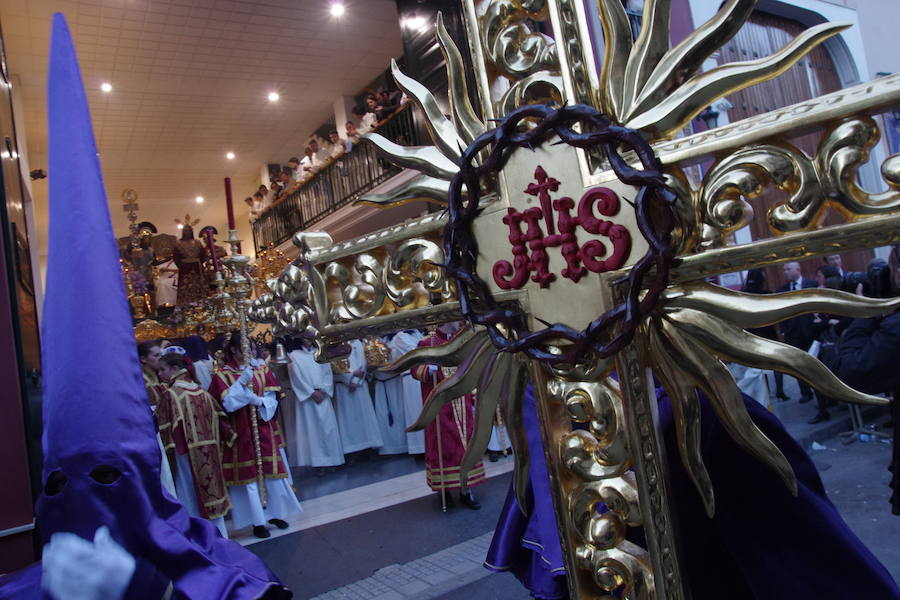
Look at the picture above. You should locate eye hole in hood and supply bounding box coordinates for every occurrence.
[44,471,68,496]
[89,465,123,485]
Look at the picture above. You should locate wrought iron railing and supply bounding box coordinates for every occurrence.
[252,104,421,250]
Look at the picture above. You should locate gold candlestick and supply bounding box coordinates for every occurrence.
[221,228,266,507]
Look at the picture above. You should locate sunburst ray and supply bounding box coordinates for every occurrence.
[408,337,494,431]
[458,352,514,489]
[626,22,849,135]
[629,0,754,117]
[663,307,888,407]
[436,12,485,146]
[355,174,451,208]
[647,324,715,517]
[621,0,672,113]
[361,136,460,180]
[388,59,465,161]
[658,316,798,495]
[664,283,900,329]
[596,0,632,117]
[383,327,485,372]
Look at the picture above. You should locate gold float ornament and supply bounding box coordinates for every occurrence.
[249,1,900,598]
[330,356,351,374]
[363,337,391,367]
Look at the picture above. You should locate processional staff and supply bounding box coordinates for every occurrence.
[222,176,266,507]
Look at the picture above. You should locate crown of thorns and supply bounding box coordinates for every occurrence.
[443,103,679,365]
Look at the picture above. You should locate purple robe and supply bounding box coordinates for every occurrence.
[486,383,900,599]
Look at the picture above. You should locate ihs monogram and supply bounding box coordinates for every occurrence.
[492,166,633,290]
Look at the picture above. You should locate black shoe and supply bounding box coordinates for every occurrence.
[315,467,327,478]
[488,451,501,462]
[776,393,790,402]
[253,525,270,539]
[799,395,814,404]
[808,412,830,425]
[459,490,481,510]
[268,518,289,530]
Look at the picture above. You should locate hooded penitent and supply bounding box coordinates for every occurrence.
[3,13,290,599]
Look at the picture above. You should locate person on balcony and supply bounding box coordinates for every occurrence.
[276,169,294,200]
[269,180,283,200]
[287,157,304,182]
[376,86,401,120]
[328,130,345,158]
[359,95,379,134]
[307,138,329,171]
[345,121,360,149]
[245,194,263,222]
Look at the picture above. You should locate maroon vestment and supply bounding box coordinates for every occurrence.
[208,360,288,486]
[411,329,486,491]
[159,370,235,519]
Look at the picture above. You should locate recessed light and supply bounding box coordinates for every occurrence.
[330,2,345,17]
[176,224,184,230]
[100,82,112,93]
[226,152,235,160]
[195,196,204,204]
[268,91,280,102]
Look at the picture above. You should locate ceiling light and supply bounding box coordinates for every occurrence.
[330,2,345,17]
[176,224,184,230]
[100,82,112,93]
[195,196,204,204]
[268,91,280,102]
[226,152,235,160]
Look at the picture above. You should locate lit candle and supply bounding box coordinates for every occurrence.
[224,177,235,230]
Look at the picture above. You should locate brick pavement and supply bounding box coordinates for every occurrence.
[310,533,496,600]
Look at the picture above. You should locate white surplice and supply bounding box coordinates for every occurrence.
[373,368,408,455]
[221,372,302,530]
[333,340,383,453]
[488,424,511,452]
[286,347,345,467]
[192,357,213,391]
[388,330,425,455]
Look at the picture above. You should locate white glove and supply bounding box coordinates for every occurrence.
[42,526,136,600]
[250,394,264,407]
[237,366,253,386]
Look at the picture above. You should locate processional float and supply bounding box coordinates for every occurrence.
[246,1,900,597]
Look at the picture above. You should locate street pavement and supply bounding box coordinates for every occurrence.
[251,375,899,599]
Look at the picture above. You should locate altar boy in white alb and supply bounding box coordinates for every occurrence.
[388,330,426,455]
[286,334,345,471]
[333,339,384,455]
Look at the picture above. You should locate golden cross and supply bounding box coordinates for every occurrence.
[250,2,900,597]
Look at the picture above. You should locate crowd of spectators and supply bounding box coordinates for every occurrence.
[244,87,407,223]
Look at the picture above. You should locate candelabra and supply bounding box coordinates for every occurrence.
[221,227,266,506]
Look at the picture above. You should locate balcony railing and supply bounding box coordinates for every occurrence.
[252,104,422,250]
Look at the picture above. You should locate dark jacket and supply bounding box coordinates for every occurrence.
[776,278,818,348]
[830,312,900,514]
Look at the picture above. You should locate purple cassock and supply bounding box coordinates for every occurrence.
[486,384,900,599]
[0,14,289,599]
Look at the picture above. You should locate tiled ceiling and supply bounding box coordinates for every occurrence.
[0,0,403,253]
